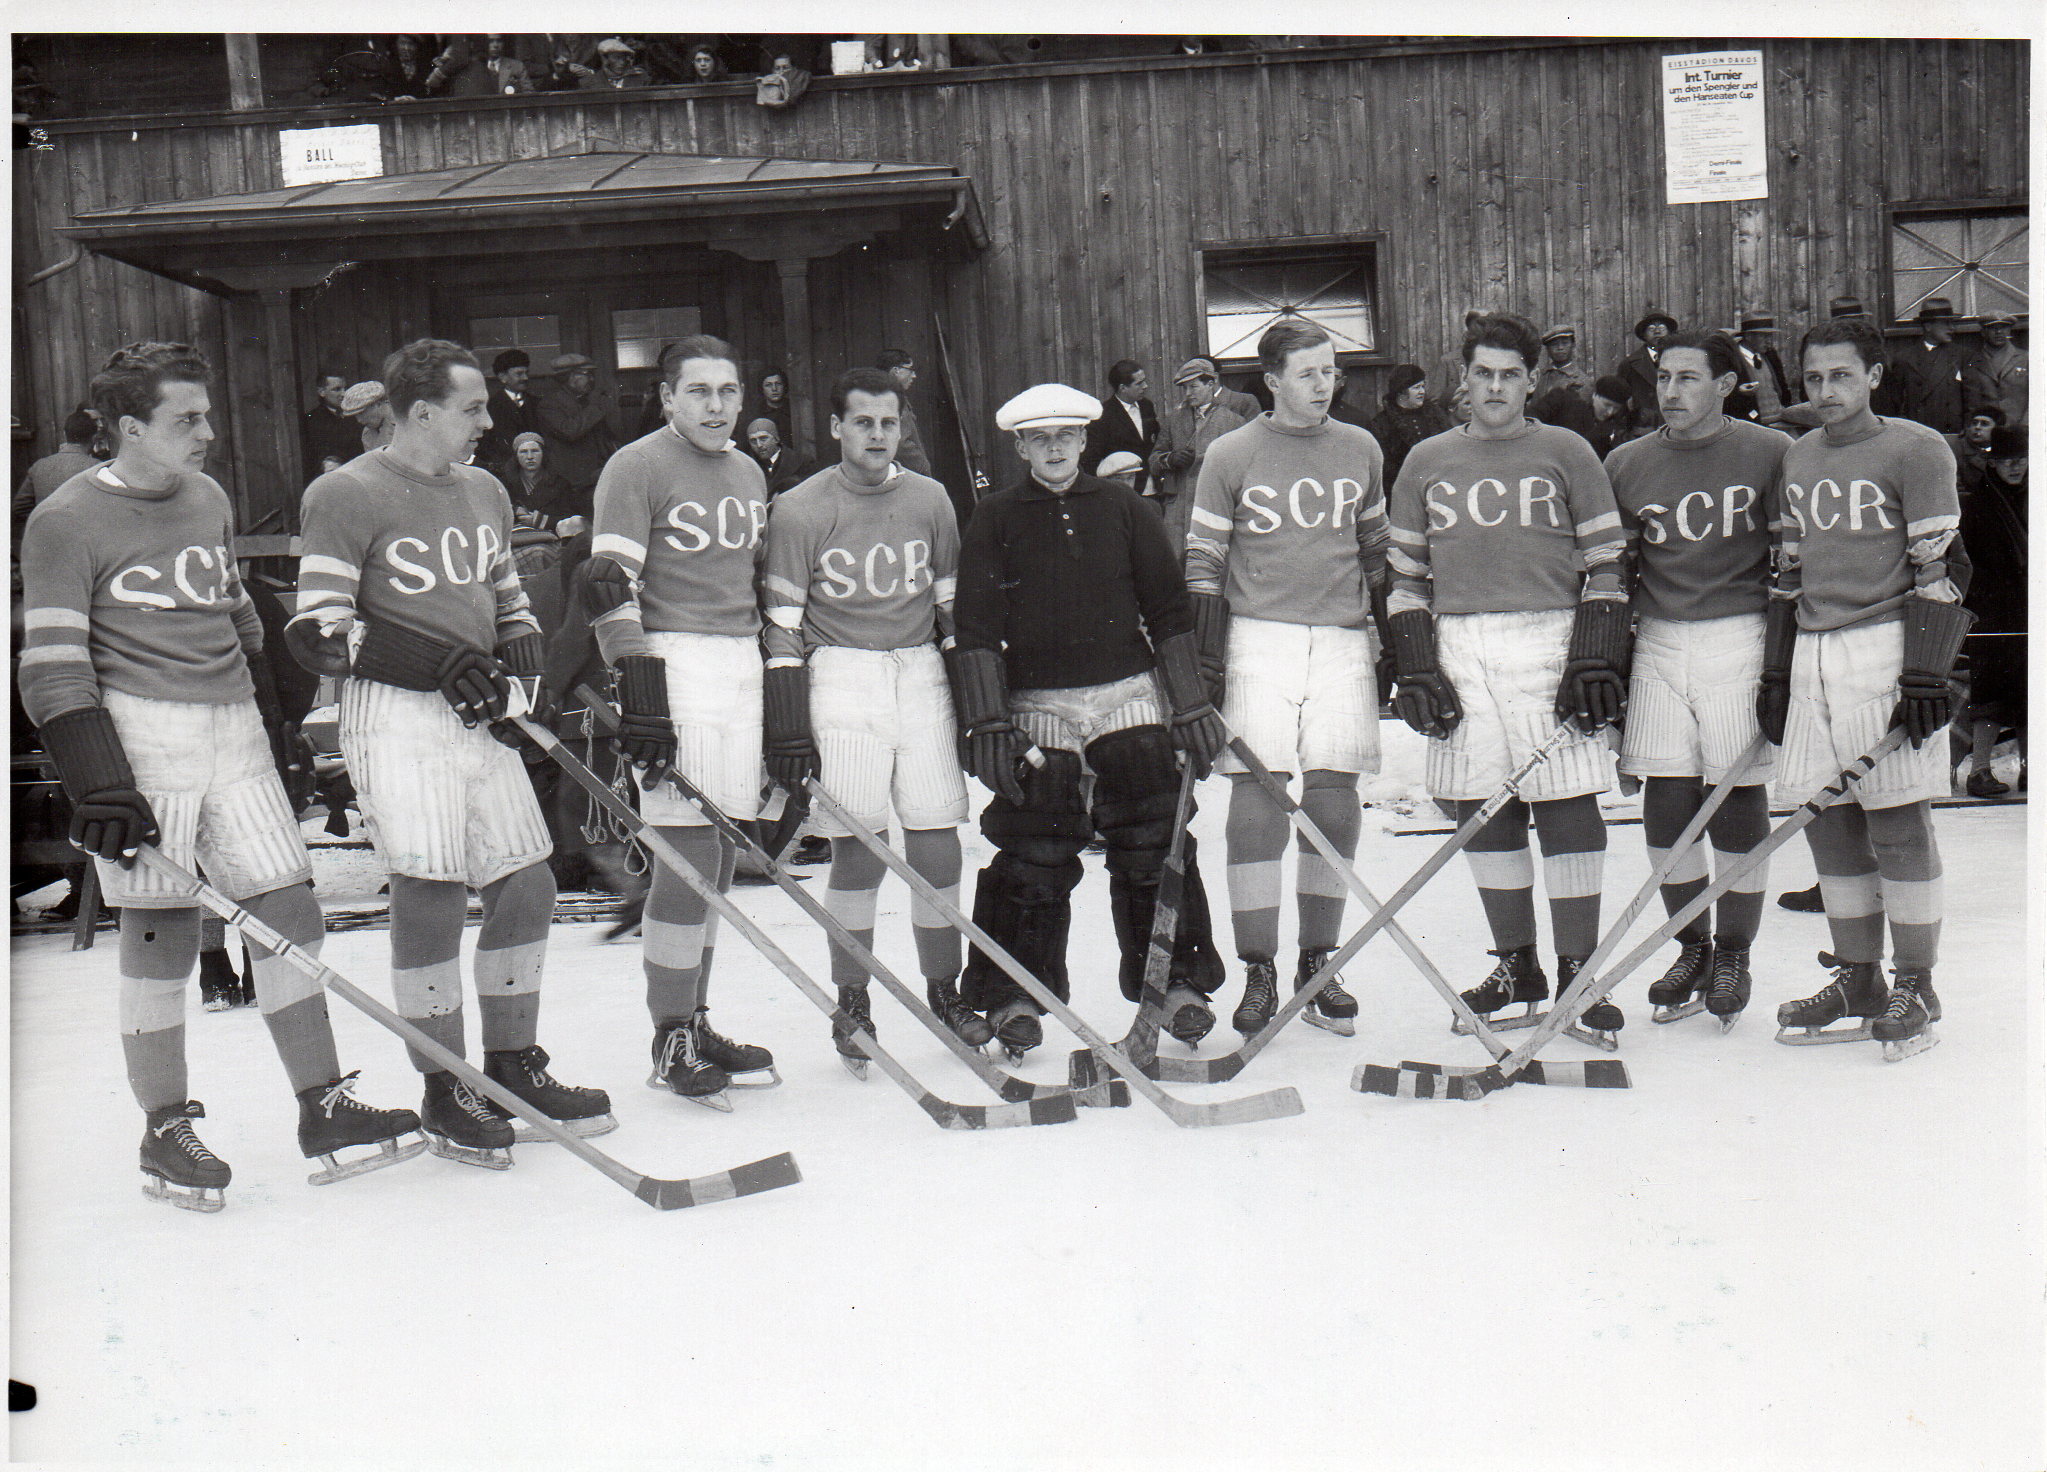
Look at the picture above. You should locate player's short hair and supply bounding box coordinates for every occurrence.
[1462,313,1544,371]
[661,334,738,389]
[831,366,901,417]
[1107,358,1145,390]
[1258,319,1333,375]
[492,348,529,376]
[1657,328,1745,381]
[91,341,211,428]
[1798,317,1887,373]
[875,347,915,373]
[382,339,480,418]
[62,407,100,445]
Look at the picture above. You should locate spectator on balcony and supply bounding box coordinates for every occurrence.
[755,51,811,108]
[476,34,537,94]
[685,43,730,82]
[1084,359,1159,491]
[579,38,653,91]
[1368,365,1450,484]
[425,37,497,98]
[875,348,932,475]
[387,34,438,100]
[301,371,359,470]
[535,354,616,507]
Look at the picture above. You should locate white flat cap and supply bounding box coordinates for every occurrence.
[1096,451,1144,477]
[996,383,1101,432]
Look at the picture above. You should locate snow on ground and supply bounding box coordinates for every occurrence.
[9,722,2042,1471]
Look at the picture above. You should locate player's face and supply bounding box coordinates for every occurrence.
[1655,347,1733,434]
[1802,343,1880,426]
[418,364,491,462]
[662,357,744,453]
[1014,424,1085,486]
[1464,345,1534,429]
[832,388,902,477]
[515,440,543,471]
[1265,342,1338,423]
[126,379,215,476]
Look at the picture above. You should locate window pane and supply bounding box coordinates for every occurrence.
[613,307,703,372]
[469,315,560,373]
[1892,211,2027,320]
[1204,252,1376,364]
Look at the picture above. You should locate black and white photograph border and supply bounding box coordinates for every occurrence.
[7,2,2043,1468]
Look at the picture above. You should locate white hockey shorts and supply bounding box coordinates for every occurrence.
[1620,613,1776,785]
[94,691,312,909]
[339,678,552,887]
[1778,619,1946,810]
[808,643,969,836]
[1009,671,1164,760]
[640,630,766,826]
[1217,615,1379,777]
[1426,609,1613,803]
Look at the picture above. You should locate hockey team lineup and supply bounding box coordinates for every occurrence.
[15,314,1979,1216]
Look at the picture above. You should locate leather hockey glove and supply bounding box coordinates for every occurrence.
[1553,598,1633,736]
[353,616,509,726]
[611,653,676,779]
[1755,598,1799,746]
[39,706,160,866]
[945,645,1027,805]
[1891,598,1976,748]
[762,664,821,793]
[489,632,550,754]
[1190,592,1231,706]
[1386,609,1463,739]
[1155,631,1226,779]
[582,554,637,618]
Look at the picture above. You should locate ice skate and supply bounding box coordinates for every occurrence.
[1296,947,1358,1037]
[990,1000,1043,1063]
[1453,945,1547,1034]
[1162,984,1215,1047]
[1231,958,1279,1036]
[1560,956,1623,1051]
[1876,967,1941,1062]
[1704,942,1752,1033]
[140,1100,230,1212]
[927,977,994,1049]
[198,948,240,1012]
[297,1071,427,1185]
[419,1069,516,1168]
[1648,937,1713,1023]
[483,1045,616,1141]
[691,1009,779,1089]
[1775,952,1886,1045]
[832,985,874,1080]
[649,1020,732,1111]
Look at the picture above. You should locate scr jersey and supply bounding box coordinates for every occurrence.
[760,464,959,668]
[18,465,261,724]
[1387,421,1626,615]
[1184,415,1390,628]
[589,426,769,660]
[291,449,538,656]
[1774,417,1961,632]
[1606,418,1791,622]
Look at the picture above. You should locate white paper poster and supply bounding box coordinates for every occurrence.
[278,123,384,187]
[1661,52,1768,205]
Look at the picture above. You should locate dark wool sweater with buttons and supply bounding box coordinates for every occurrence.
[953,472,1192,691]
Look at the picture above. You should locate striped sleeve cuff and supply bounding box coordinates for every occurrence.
[591,533,648,572]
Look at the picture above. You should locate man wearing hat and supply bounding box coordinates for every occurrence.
[480,349,536,471]
[1614,312,1678,435]
[339,380,393,454]
[1150,358,1252,550]
[1962,313,2027,427]
[534,353,615,513]
[1094,450,1146,494]
[951,383,1227,1058]
[1535,325,1594,407]
[1729,314,1793,425]
[1879,297,1965,434]
[578,37,651,90]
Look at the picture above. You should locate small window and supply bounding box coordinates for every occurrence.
[1889,206,2027,323]
[469,315,561,374]
[612,307,704,372]
[1199,240,1384,367]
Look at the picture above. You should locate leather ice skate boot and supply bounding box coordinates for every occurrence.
[297,1072,427,1184]
[1775,952,1887,1045]
[1297,947,1358,1036]
[1454,945,1547,1035]
[927,976,995,1048]
[484,1045,617,1140]
[832,985,875,1080]
[140,1100,230,1212]
[693,1008,780,1088]
[1703,940,1753,1032]
[1874,966,1941,1062]
[1647,935,1714,1023]
[649,1020,732,1111]
[989,999,1044,1062]
[1560,955,1623,1050]
[1232,958,1280,1036]
[420,1070,515,1168]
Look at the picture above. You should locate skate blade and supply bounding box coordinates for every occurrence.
[202,996,234,1013]
[1714,1010,1744,1034]
[306,1130,430,1185]
[1651,999,1708,1024]
[724,1066,782,1090]
[142,1173,226,1212]
[1302,1011,1357,1038]
[424,1133,515,1170]
[508,1112,618,1144]
[838,1055,870,1081]
[1774,1022,1875,1046]
[1452,1003,1541,1036]
[1881,1029,1939,1063]
[684,1090,734,1112]
[1563,1024,1622,1053]
[1000,1046,1037,1065]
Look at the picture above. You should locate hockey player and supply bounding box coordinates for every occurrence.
[20,341,420,1210]
[761,366,986,1071]
[1184,319,1391,1038]
[1386,313,1631,1038]
[952,384,1227,1058]
[289,339,610,1167]
[584,334,778,1107]
[1606,330,1792,1029]
[1765,316,1967,1060]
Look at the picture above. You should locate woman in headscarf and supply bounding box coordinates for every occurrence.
[1368,364,1451,484]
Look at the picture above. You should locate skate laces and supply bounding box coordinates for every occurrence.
[450,1079,496,1121]
[314,1070,364,1117]
[657,1025,701,1075]
[153,1115,220,1163]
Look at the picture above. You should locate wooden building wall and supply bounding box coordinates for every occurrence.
[12,37,2029,525]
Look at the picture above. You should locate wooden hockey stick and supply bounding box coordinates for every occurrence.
[133,847,801,1211]
[572,685,1103,1116]
[807,778,1305,1128]
[520,718,1072,1131]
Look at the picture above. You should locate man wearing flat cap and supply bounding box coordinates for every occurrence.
[1535,325,1594,407]
[1150,359,1252,550]
[1879,297,1966,434]
[1962,313,2028,427]
[1615,311,1678,436]
[535,353,616,515]
[951,383,1228,1059]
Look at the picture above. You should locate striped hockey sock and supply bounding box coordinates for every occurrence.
[1866,800,1943,969]
[1803,807,1885,964]
[1455,797,1538,951]
[904,826,964,981]
[1225,773,1288,960]
[1533,794,1607,958]
[118,906,198,1111]
[1296,772,1360,952]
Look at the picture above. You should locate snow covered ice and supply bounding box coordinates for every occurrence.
[10,723,2041,1469]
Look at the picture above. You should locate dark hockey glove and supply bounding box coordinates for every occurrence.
[611,653,676,779]
[1755,598,1799,746]
[582,554,637,618]
[39,706,160,866]
[1155,630,1225,778]
[1891,598,1976,748]
[1386,609,1463,739]
[762,663,820,793]
[1190,593,1231,706]
[1553,598,1634,736]
[353,616,510,726]
[489,632,551,754]
[946,645,1027,804]
[282,614,352,678]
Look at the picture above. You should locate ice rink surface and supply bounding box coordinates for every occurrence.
[10,726,2042,1470]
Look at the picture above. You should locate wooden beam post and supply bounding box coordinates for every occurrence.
[1733,200,1766,316]
[225,35,264,112]
[776,257,817,461]
[223,289,304,536]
